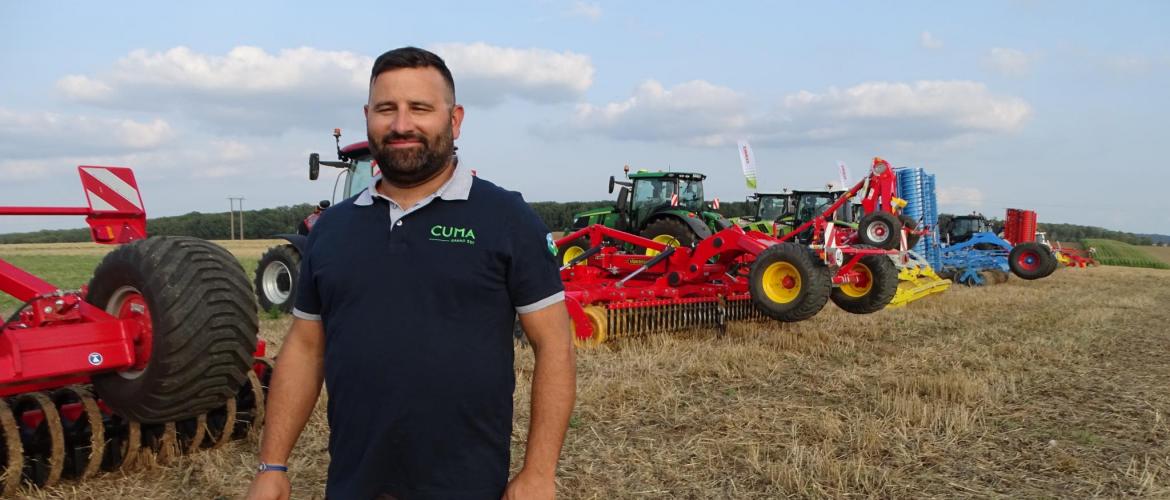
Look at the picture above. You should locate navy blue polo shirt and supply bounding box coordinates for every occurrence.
[293,164,564,499]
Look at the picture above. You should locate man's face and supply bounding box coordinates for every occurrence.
[364,67,464,188]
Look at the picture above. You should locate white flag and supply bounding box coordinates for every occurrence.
[836,160,852,188]
[737,140,758,190]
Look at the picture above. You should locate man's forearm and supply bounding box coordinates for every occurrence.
[258,330,325,464]
[522,340,576,477]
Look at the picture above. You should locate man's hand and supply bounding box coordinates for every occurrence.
[245,472,291,500]
[502,468,555,500]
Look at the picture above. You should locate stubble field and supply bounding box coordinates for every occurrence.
[2,242,1169,498]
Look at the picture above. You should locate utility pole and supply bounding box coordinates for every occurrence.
[239,197,245,240]
[227,197,245,240]
[227,198,235,240]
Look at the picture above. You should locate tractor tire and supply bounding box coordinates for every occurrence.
[86,236,259,424]
[560,238,590,267]
[1040,247,1060,278]
[639,218,697,256]
[748,242,831,322]
[1008,242,1056,280]
[899,214,921,249]
[829,245,899,314]
[254,244,300,313]
[857,212,902,250]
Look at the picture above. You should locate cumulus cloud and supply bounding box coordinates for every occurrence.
[985,47,1036,77]
[920,32,944,50]
[568,1,602,21]
[54,44,593,133]
[560,80,1030,147]
[429,42,594,105]
[567,80,747,146]
[937,186,985,211]
[0,108,175,159]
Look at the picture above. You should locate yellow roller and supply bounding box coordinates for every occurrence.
[886,254,950,308]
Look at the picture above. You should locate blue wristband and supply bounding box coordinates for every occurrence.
[257,463,289,473]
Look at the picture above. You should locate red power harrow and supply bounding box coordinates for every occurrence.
[0,167,269,494]
[558,222,904,348]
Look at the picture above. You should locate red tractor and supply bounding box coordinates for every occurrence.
[254,129,376,313]
[0,166,270,492]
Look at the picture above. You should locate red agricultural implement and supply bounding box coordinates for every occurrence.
[0,167,269,493]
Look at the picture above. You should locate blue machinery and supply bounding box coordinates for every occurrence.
[896,168,1014,286]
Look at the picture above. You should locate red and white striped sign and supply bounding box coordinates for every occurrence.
[670,192,679,207]
[78,166,145,215]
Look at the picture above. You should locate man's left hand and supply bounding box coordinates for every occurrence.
[502,469,555,500]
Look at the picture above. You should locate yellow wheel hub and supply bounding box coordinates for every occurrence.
[645,235,680,256]
[572,306,609,349]
[761,261,802,304]
[562,245,585,267]
[839,263,873,298]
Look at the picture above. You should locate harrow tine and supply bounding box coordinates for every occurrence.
[0,400,24,497]
[52,386,104,480]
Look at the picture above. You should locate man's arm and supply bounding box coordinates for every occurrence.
[246,318,327,500]
[505,302,576,500]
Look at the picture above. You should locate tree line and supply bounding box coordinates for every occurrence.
[0,201,1156,246]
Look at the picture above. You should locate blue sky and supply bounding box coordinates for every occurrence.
[2,1,1168,235]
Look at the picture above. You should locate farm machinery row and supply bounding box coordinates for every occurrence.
[554,158,935,347]
[0,168,271,494]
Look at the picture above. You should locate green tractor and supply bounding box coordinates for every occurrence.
[736,189,856,242]
[561,167,732,264]
[734,192,795,235]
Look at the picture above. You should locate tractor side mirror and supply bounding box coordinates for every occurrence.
[608,175,616,194]
[309,153,321,180]
[616,186,630,214]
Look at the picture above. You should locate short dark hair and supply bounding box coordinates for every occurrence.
[369,47,456,103]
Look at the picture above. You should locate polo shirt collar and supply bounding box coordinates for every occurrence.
[354,161,472,207]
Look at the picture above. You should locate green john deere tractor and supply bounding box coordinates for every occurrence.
[561,168,732,264]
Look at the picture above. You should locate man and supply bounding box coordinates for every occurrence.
[246,47,576,500]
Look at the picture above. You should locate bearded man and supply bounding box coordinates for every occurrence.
[246,46,576,500]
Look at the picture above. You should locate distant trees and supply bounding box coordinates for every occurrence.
[0,202,1157,245]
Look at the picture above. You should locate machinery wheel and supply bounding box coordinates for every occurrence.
[899,215,921,249]
[857,212,902,250]
[87,236,259,423]
[0,400,23,496]
[640,218,697,256]
[572,306,609,349]
[254,244,301,313]
[1040,247,1060,278]
[1008,242,1056,280]
[829,246,899,314]
[748,242,831,322]
[560,238,589,267]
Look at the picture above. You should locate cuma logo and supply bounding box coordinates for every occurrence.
[430,224,477,245]
[546,233,557,256]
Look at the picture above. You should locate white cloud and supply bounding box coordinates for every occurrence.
[568,1,602,21]
[985,47,1036,77]
[54,44,593,133]
[937,186,985,212]
[430,42,594,105]
[920,32,944,50]
[567,80,746,146]
[0,108,175,158]
[560,79,1030,148]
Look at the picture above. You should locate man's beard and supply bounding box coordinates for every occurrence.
[370,125,455,188]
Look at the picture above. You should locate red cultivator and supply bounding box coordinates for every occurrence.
[555,157,935,348]
[0,167,268,493]
[557,223,903,348]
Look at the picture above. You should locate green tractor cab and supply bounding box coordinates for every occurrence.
[563,168,731,262]
[734,192,796,235]
[736,190,855,242]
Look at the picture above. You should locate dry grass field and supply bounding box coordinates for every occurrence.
[4,252,1169,498]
